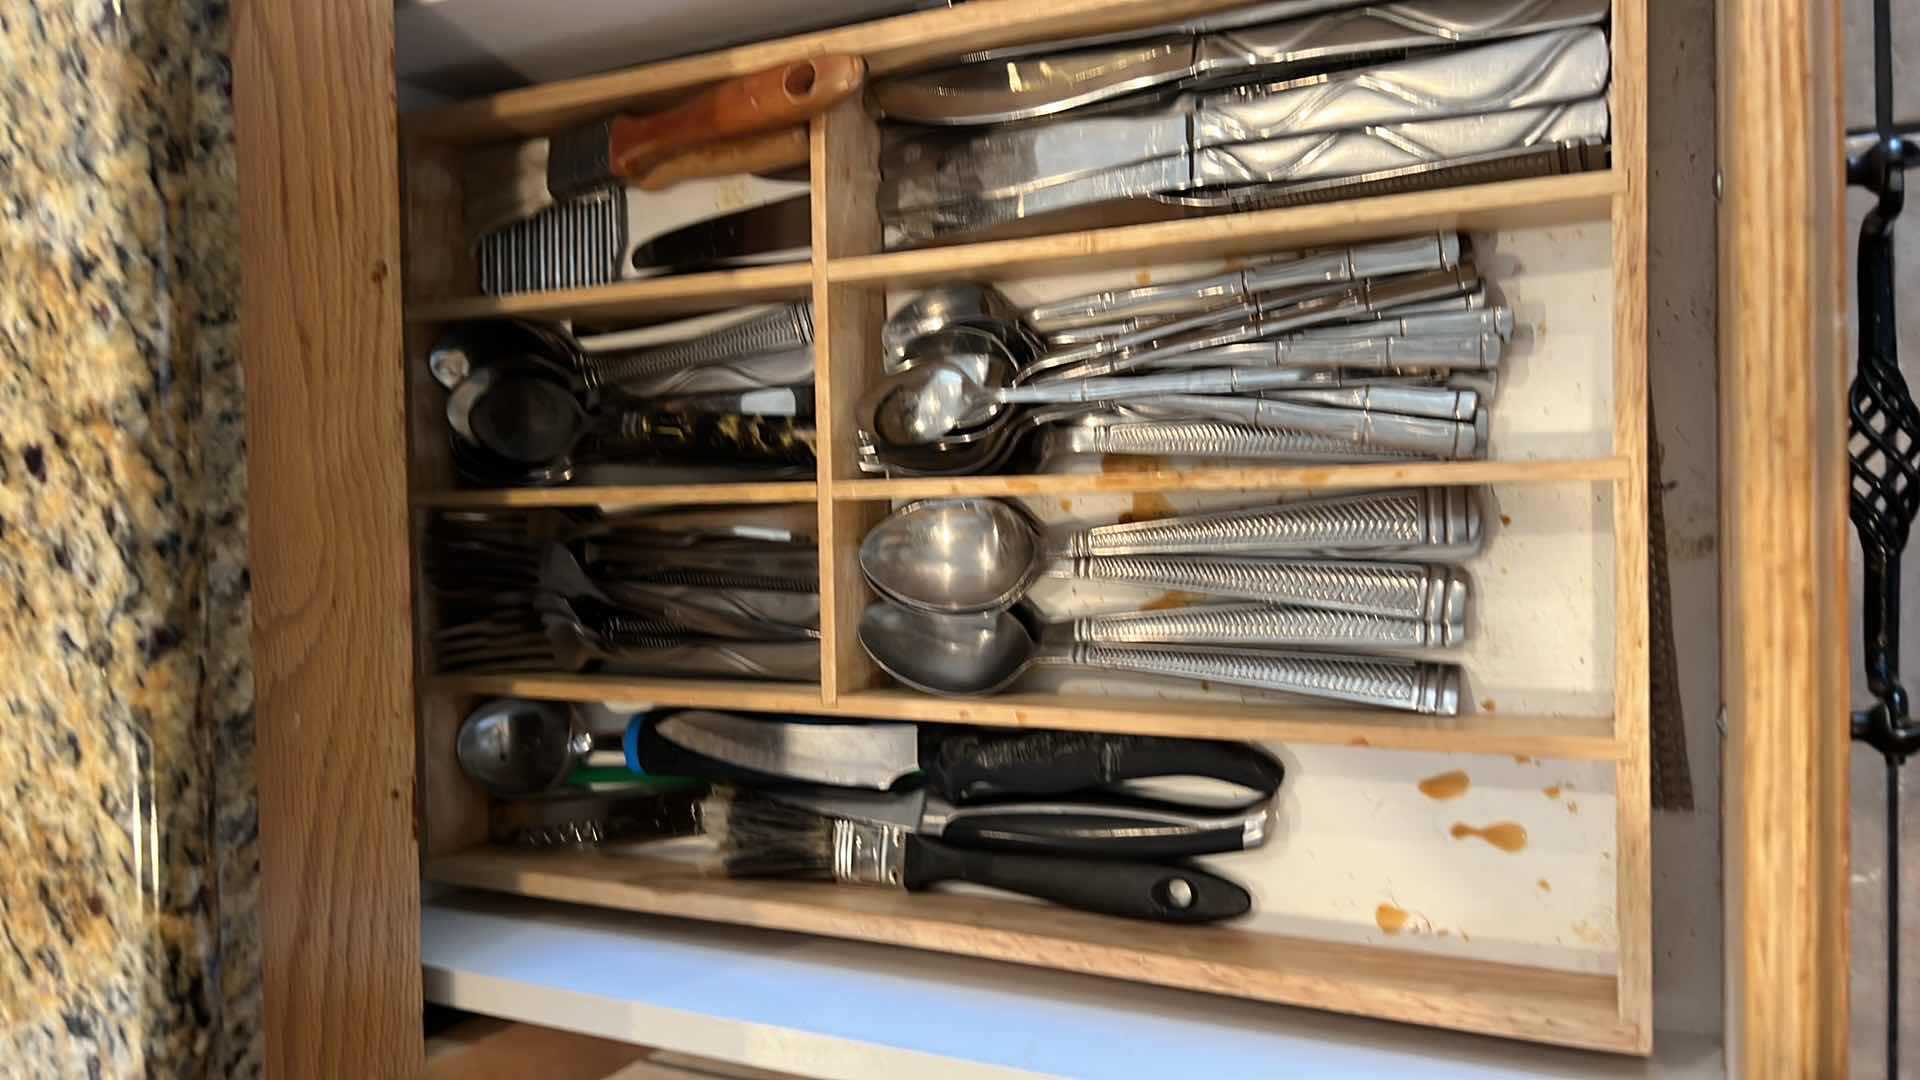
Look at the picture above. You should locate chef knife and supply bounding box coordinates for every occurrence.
[766,783,1275,860]
[645,711,1286,803]
[874,0,1610,126]
[630,195,813,270]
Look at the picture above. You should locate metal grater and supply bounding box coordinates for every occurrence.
[478,188,626,295]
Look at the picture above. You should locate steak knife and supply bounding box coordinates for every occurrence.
[641,711,1286,803]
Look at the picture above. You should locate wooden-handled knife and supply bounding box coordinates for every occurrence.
[465,55,861,235]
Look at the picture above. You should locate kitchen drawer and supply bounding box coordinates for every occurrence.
[231,0,1851,1076]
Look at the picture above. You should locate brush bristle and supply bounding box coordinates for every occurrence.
[701,786,834,879]
[463,138,557,240]
[545,119,616,204]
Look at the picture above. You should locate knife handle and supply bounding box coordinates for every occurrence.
[600,410,817,466]
[903,836,1251,923]
[936,798,1270,860]
[608,56,865,181]
[926,731,1285,804]
[635,126,812,191]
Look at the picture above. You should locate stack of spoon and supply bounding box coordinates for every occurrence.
[858,231,1512,478]
[855,487,1482,714]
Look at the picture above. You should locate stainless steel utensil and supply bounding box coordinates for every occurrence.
[1047,556,1469,621]
[858,602,1461,712]
[578,302,814,391]
[874,0,1609,125]
[457,698,603,798]
[1070,600,1464,648]
[1137,332,1504,372]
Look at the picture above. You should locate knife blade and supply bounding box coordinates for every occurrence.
[767,784,1275,860]
[883,96,1609,245]
[630,195,813,270]
[649,713,1286,803]
[874,0,1610,125]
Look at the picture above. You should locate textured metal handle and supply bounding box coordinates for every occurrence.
[1141,333,1503,372]
[1061,486,1484,562]
[1178,396,1481,457]
[1050,556,1469,621]
[1049,418,1421,462]
[1299,306,1514,342]
[583,303,814,390]
[1071,601,1463,649]
[1242,234,1459,291]
[1044,643,1460,714]
[1198,0,1608,70]
[1192,28,1611,146]
[1002,365,1459,406]
[1266,384,1480,421]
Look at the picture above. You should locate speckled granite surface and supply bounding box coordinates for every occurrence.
[0,2,259,1077]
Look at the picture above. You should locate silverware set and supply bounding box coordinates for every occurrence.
[430,307,819,488]
[426,510,822,680]
[859,231,1511,477]
[873,0,1613,245]
[855,487,1480,713]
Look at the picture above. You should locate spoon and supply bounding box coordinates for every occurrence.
[882,282,1035,364]
[858,492,1482,615]
[857,603,1460,713]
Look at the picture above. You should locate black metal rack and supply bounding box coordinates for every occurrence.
[1846,0,1916,1073]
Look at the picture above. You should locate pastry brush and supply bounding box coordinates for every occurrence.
[463,55,861,236]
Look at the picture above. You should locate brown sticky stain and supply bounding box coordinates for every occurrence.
[1538,878,1553,892]
[1569,919,1608,946]
[1542,784,1563,800]
[1417,769,1470,801]
[1057,498,1073,512]
[1222,255,1251,271]
[1481,698,1498,712]
[1375,903,1411,935]
[1565,800,1580,815]
[1460,930,1472,942]
[1500,513,1513,526]
[1117,491,1178,524]
[1099,453,1172,474]
[1450,822,1529,853]
[1135,270,1154,286]
[1139,590,1207,611]
[1512,755,1533,765]
[1349,736,1371,747]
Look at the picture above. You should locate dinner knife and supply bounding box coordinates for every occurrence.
[874,0,1610,125]
[642,711,1287,802]
[766,783,1275,860]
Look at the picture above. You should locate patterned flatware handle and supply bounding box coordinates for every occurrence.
[581,302,814,390]
[605,410,816,466]
[1071,601,1464,649]
[1048,557,1469,622]
[1042,644,1460,714]
[1060,486,1484,562]
[1048,418,1424,463]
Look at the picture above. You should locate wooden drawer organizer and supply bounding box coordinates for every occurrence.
[400,0,1650,1056]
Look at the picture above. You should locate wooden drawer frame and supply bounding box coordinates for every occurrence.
[233,0,1852,1075]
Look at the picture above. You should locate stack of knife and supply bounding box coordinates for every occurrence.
[465,696,1286,924]
[425,508,823,682]
[872,0,1612,246]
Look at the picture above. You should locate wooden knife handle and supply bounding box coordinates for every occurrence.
[634,126,811,191]
[608,56,863,182]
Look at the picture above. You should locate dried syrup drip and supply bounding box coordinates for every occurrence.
[1450,821,1528,852]
[1375,903,1411,935]
[1418,770,1470,801]
[1099,454,1172,474]
[1537,878,1552,892]
[1139,591,1207,611]
[1118,491,1177,524]
[1543,784,1563,800]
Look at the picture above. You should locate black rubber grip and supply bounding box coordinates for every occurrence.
[902,836,1250,923]
[926,731,1285,804]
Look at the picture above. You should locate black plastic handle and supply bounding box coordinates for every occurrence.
[936,796,1266,860]
[903,836,1251,923]
[926,731,1285,804]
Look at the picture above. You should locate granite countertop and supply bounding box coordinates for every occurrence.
[0,2,258,1076]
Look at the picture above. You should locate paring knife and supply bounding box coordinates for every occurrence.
[641,711,1286,803]
[874,0,1610,125]
[766,783,1274,860]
